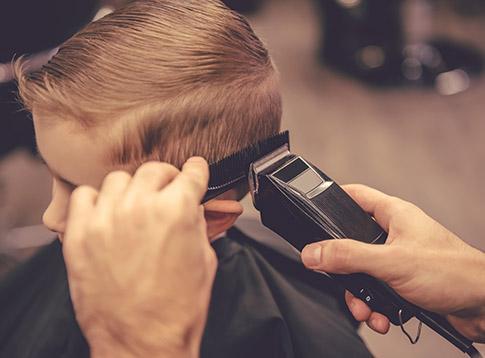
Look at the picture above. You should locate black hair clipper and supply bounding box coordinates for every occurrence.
[204,131,480,358]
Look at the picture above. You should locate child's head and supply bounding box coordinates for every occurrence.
[17,0,282,239]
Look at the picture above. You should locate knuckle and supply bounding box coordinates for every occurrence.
[138,161,178,177]
[104,170,131,184]
[71,185,89,198]
[388,197,414,214]
[70,185,94,203]
[380,245,410,282]
[118,198,138,219]
[402,201,419,215]
[133,195,151,209]
[205,249,218,274]
[118,196,133,214]
[119,196,151,222]
[377,197,409,220]
[154,191,199,225]
[380,197,399,212]
[179,190,194,206]
[164,190,193,213]
[138,162,163,176]
[324,241,351,272]
[87,219,108,237]
[154,197,170,214]
[116,204,129,219]
[394,202,420,225]
[398,200,413,213]
[155,200,184,225]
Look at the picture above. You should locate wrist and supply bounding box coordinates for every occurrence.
[447,312,485,343]
[447,247,485,343]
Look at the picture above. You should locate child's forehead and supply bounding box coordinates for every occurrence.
[34,113,115,188]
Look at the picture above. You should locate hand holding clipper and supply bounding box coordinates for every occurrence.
[301,184,485,343]
[204,131,483,357]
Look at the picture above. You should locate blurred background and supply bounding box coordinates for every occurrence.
[1,0,484,357]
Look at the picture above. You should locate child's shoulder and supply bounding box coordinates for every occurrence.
[212,223,343,299]
[203,223,371,358]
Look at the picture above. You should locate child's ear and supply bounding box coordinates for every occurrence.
[203,200,243,240]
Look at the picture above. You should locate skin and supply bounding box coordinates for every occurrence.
[34,114,243,241]
[63,158,215,357]
[301,184,485,343]
[33,112,244,356]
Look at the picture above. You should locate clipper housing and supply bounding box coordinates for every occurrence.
[249,144,413,325]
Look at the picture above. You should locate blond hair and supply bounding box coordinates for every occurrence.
[17,0,282,170]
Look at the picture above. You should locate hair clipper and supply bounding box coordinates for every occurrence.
[248,143,477,356]
[204,131,479,357]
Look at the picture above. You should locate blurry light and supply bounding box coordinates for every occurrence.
[404,44,441,69]
[402,57,422,81]
[357,46,385,69]
[0,65,8,83]
[93,6,114,21]
[0,63,14,84]
[337,0,362,8]
[27,48,58,71]
[418,45,441,68]
[0,48,58,84]
[435,69,470,96]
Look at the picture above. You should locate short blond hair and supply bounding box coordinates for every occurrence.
[17,0,282,169]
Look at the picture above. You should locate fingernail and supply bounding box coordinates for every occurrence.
[370,319,377,328]
[370,318,383,332]
[301,244,322,267]
[187,156,206,163]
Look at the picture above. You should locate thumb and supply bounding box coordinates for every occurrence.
[301,239,391,278]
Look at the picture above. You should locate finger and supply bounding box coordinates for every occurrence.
[366,311,390,334]
[345,291,372,322]
[163,157,209,203]
[96,171,132,210]
[123,162,179,208]
[341,184,410,231]
[204,200,243,214]
[301,239,391,278]
[128,162,179,193]
[64,185,98,245]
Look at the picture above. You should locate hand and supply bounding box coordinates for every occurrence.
[301,184,485,342]
[62,158,217,358]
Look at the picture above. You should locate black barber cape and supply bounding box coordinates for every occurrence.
[0,227,372,358]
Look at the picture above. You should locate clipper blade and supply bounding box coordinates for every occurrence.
[203,131,290,202]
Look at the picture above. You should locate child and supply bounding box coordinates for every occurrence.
[1,1,372,357]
